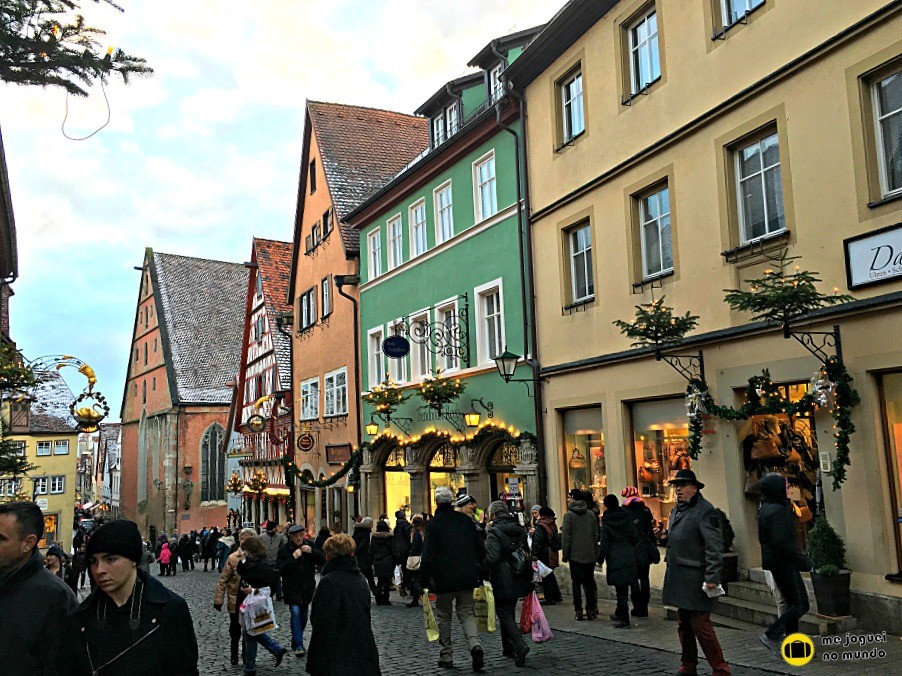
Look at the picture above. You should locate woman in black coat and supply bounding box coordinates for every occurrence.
[369,520,396,605]
[237,535,288,672]
[531,507,563,604]
[306,534,380,676]
[621,486,658,616]
[406,515,425,608]
[597,494,639,628]
[758,473,811,649]
[352,517,377,595]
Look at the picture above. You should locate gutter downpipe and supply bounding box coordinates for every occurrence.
[335,275,361,518]
[493,69,548,504]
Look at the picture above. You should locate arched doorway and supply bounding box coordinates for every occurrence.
[427,443,464,513]
[383,446,410,525]
[487,442,526,518]
[299,470,315,531]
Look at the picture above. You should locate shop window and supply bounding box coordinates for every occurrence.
[562,407,606,505]
[384,447,410,527]
[38,513,58,549]
[880,372,902,578]
[488,442,526,518]
[429,443,464,512]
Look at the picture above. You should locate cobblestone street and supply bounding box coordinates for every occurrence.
[158,569,786,676]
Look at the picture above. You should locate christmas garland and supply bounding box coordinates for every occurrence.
[283,447,364,489]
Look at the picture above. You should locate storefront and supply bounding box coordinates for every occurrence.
[487,442,527,518]
[428,443,465,513]
[383,447,411,524]
[561,407,606,505]
[879,371,902,581]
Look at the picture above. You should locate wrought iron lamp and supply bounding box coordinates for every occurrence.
[493,348,535,397]
[464,398,494,428]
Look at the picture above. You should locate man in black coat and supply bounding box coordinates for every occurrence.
[306,534,380,676]
[393,510,412,595]
[61,519,199,675]
[0,501,77,675]
[597,494,639,628]
[757,473,811,652]
[279,524,325,657]
[621,486,659,617]
[420,486,486,672]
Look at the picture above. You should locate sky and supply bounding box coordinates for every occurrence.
[0,0,556,418]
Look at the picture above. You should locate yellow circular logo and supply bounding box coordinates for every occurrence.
[782,633,815,666]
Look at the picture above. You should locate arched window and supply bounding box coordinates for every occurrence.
[201,423,226,502]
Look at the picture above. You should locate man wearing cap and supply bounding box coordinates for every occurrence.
[260,520,287,600]
[455,494,485,534]
[278,524,325,658]
[61,519,199,675]
[0,501,76,675]
[662,470,731,676]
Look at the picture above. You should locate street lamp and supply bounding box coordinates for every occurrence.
[464,397,494,428]
[365,418,380,436]
[494,349,521,383]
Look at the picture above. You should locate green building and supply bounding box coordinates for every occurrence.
[345,28,544,520]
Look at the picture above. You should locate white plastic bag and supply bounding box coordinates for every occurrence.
[240,587,278,636]
[393,564,403,587]
[536,560,553,579]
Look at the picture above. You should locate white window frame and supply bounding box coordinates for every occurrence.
[50,475,65,494]
[300,377,320,421]
[34,477,48,495]
[569,223,595,303]
[432,114,446,147]
[387,215,404,270]
[489,63,504,102]
[735,131,785,244]
[561,69,585,142]
[409,310,432,381]
[434,181,454,244]
[410,200,428,257]
[37,440,52,456]
[321,276,332,318]
[387,319,408,384]
[475,279,505,365]
[368,327,386,388]
[473,151,497,223]
[721,0,765,27]
[435,299,460,372]
[628,7,660,95]
[368,229,383,279]
[446,103,460,137]
[639,185,673,279]
[299,288,316,330]
[872,68,902,198]
[324,367,348,417]
[54,439,69,455]
[2,479,21,497]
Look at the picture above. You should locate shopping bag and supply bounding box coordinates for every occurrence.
[422,589,439,642]
[519,591,537,634]
[536,560,553,579]
[240,588,278,636]
[392,564,403,587]
[530,597,554,643]
[473,583,497,633]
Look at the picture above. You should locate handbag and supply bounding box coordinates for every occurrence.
[405,555,422,571]
[792,501,813,523]
[473,583,496,633]
[638,466,655,483]
[744,469,761,497]
[750,436,781,460]
[240,588,278,636]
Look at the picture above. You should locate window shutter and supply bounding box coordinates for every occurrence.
[305,234,312,253]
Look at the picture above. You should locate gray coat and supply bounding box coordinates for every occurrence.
[561,501,599,565]
[662,492,724,612]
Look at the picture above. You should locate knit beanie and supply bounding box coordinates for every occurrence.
[86,520,143,563]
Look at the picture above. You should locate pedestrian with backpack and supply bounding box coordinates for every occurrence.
[531,507,563,604]
[561,489,600,621]
[484,501,532,666]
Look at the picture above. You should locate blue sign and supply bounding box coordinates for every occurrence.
[383,335,410,359]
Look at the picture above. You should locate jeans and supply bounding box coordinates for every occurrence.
[569,561,597,613]
[496,598,527,658]
[765,568,810,639]
[289,603,309,651]
[614,584,630,622]
[677,609,731,675]
[434,589,481,664]
[630,563,651,614]
[243,630,283,674]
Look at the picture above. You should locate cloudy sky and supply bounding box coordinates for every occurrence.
[1,0,555,417]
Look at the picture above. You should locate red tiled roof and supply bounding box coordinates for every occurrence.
[307,101,429,255]
[253,238,292,389]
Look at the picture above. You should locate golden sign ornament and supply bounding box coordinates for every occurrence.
[781,633,815,667]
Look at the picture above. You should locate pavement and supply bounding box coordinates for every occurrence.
[145,568,902,675]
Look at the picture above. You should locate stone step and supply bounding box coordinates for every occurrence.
[748,567,816,596]
[727,580,781,605]
[713,595,856,635]
[665,606,761,633]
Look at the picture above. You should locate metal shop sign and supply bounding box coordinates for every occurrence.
[326,444,352,465]
[844,222,902,289]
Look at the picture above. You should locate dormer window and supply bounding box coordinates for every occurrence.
[489,63,504,102]
[432,115,445,147]
[432,102,460,147]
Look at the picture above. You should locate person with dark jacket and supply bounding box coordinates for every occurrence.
[178,534,194,572]
[278,524,325,657]
[0,501,77,675]
[621,485,658,616]
[60,519,199,675]
[757,473,811,652]
[352,517,377,595]
[306,534,380,676]
[420,486,485,672]
[662,470,731,676]
[484,501,532,666]
[313,526,331,573]
[393,510,413,595]
[597,494,639,628]
[531,507,562,605]
[238,534,288,674]
[561,489,600,620]
[202,527,220,572]
[370,520,397,605]
[407,515,426,607]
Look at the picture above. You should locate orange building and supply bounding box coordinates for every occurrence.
[120,249,248,536]
[287,101,428,530]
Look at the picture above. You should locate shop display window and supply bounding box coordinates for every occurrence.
[879,372,902,578]
[488,443,525,517]
[429,444,464,513]
[562,407,606,504]
[383,447,410,526]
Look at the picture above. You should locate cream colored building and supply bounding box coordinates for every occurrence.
[507,0,902,631]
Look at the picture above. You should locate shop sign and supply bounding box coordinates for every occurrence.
[297,433,316,452]
[36,498,48,510]
[326,444,352,465]
[844,222,902,289]
[507,477,521,497]
[382,335,410,359]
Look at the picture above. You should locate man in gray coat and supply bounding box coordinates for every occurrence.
[561,489,599,621]
[662,470,731,676]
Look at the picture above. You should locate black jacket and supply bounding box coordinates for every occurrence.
[306,556,380,676]
[0,550,77,675]
[409,530,424,557]
[484,515,534,601]
[420,502,485,594]
[278,539,325,605]
[531,516,559,567]
[369,531,396,579]
[62,569,198,675]
[352,526,373,577]
[597,507,640,586]
[758,474,808,572]
[393,518,412,562]
[237,554,275,590]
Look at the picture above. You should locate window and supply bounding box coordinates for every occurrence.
[312,221,322,248]
[200,423,225,502]
[143,343,147,366]
[435,182,454,243]
[37,441,52,456]
[437,304,459,371]
[321,276,332,318]
[477,284,504,363]
[9,441,24,457]
[324,368,348,417]
[474,153,497,221]
[153,338,157,353]
[410,201,427,257]
[489,63,504,102]
[134,348,138,364]
[1,479,21,497]
[369,329,385,387]
[54,440,69,455]
[446,103,460,137]
[628,7,660,94]
[255,272,263,296]
[569,223,595,303]
[50,476,65,494]
[410,312,431,379]
[254,315,265,341]
[432,114,446,147]
[299,288,316,330]
[33,477,48,495]
[300,377,320,420]
[142,381,146,404]
[873,68,902,197]
[721,0,765,27]
[387,216,403,270]
[561,69,585,142]
[368,230,383,278]
[388,321,407,384]
[152,376,156,391]
[639,186,673,278]
[323,209,333,235]
[735,131,785,243]
[309,159,317,194]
